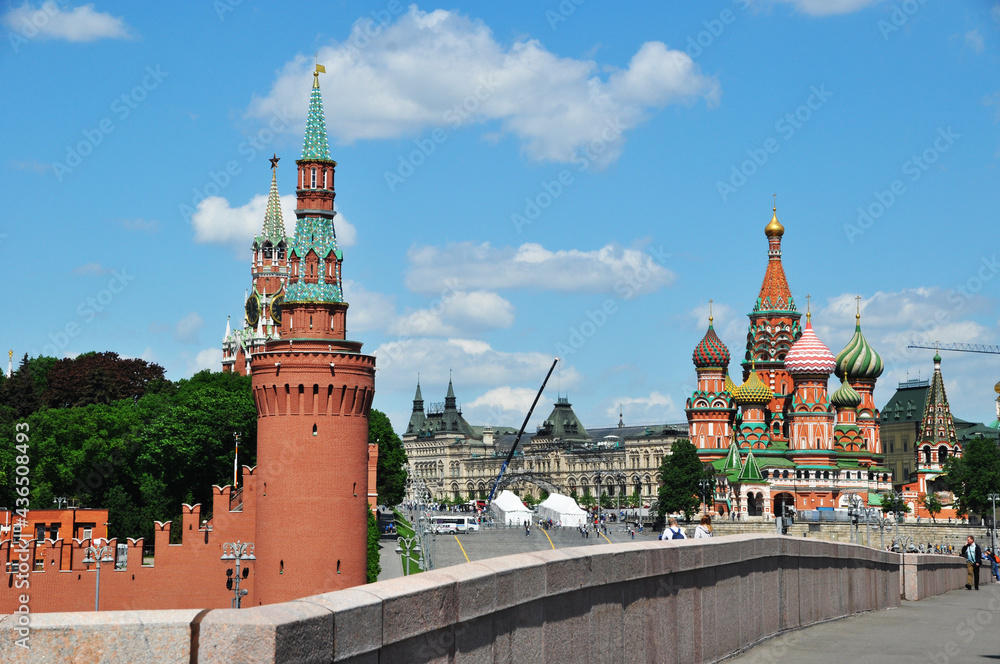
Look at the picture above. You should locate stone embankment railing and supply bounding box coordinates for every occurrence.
[0,535,966,663]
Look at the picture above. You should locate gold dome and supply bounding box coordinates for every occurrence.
[994,379,1000,395]
[765,207,784,238]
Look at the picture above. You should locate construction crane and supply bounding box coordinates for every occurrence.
[908,341,1000,355]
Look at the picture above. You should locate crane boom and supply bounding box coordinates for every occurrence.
[486,358,559,505]
[907,341,1000,355]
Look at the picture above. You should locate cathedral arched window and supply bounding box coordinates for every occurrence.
[311,168,317,188]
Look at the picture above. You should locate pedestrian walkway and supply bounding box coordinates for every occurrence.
[724,586,1000,663]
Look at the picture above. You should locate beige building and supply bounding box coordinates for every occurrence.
[402,381,685,506]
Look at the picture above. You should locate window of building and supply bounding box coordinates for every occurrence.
[311,168,317,188]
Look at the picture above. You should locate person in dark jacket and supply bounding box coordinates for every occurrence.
[962,536,984,590]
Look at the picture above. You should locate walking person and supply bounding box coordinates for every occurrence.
[962,535,983,590]
[694,515,713,539]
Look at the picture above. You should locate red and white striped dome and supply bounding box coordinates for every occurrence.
[785,320,835,375]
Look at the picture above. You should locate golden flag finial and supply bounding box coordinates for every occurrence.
[806,294,811,321]
[313,62,326,89]
[708,298,714,324]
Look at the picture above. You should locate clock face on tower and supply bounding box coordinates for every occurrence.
[270,294,284,326]
[245,293,260,327]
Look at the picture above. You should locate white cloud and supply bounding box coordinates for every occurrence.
[246,6,718,166]
[3,2,132,42]
[770,0,882,16]
[606,391,680,424]
[342,279,397,333]
[73,262,109,276]
[190,348,222,374]
[388,290,514,337]
[405,242,673,297]
[463,386,540,426]
[175,311,204,344]
[965,29,985,54]
[139,347,157,364]
[191,194,356,255]
[373,338,580,395]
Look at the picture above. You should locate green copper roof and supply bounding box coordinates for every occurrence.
[302,81,332,160]
[261,166,286,240]
[722,442,743,473]
[834,317,883,380]
[737,451,766,483]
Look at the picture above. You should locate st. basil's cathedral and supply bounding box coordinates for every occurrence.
[686,207,894,518]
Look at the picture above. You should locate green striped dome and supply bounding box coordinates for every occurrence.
[830,376,862,409]
[834,318,883,380]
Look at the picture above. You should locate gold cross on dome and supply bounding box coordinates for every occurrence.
[855,295,862,319]
[709,299,714,323]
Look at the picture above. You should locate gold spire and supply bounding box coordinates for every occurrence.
[806,294,811,321]
[708,298,714,324]
[764,201,784,238]
[855,295,862,322]
[312,63,326,89]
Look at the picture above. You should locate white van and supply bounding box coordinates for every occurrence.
[433,516,479,534]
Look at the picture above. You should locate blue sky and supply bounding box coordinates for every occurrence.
[3,0,999,433]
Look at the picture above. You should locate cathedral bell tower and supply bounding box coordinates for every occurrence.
[251,65,376,603]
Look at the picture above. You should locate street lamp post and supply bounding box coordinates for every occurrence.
[698,479,713,516]
[220,541,256,608]
[395,536,421,576]
[989,493,1000,554]
[81,545,115,611]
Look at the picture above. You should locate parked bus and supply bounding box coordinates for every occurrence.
[432,516,480,534]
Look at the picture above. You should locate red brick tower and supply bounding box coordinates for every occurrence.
[251,66,376,603]
[742,206,802,444]
[686,310,735,452]
[223,154,291,375]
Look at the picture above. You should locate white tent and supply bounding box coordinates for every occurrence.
[491,490,533,526]
[536,493,588,528]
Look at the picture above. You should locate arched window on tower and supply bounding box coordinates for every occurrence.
[323,169,328,189]
[311,168,317,188]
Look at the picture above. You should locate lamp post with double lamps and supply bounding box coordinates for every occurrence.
[81,544,115,611]
[394,536,421,576]
[221,541,256,608]
[698,478,714,516]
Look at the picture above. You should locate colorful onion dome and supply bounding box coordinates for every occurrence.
[731,370,774,405]
[834,315,883,380]
[784,319,836,375]
[934,352,942,364]
[765,206,784,238]
[724,372,737,394]
[994,380,1000,395]
[692,321,730,368]
[830,375,862,409]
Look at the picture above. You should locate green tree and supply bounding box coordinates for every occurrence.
[366,509,381,583]
[944,437,1000,517]
[922,492,943,523]
[656,439,704,522]
[1,354,44,418]
[369,409,408,506]
[627,487,641,509]
[578,487,596,509]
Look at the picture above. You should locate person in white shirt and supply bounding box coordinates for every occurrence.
[694,514,713,538]
[660,517,687,540]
